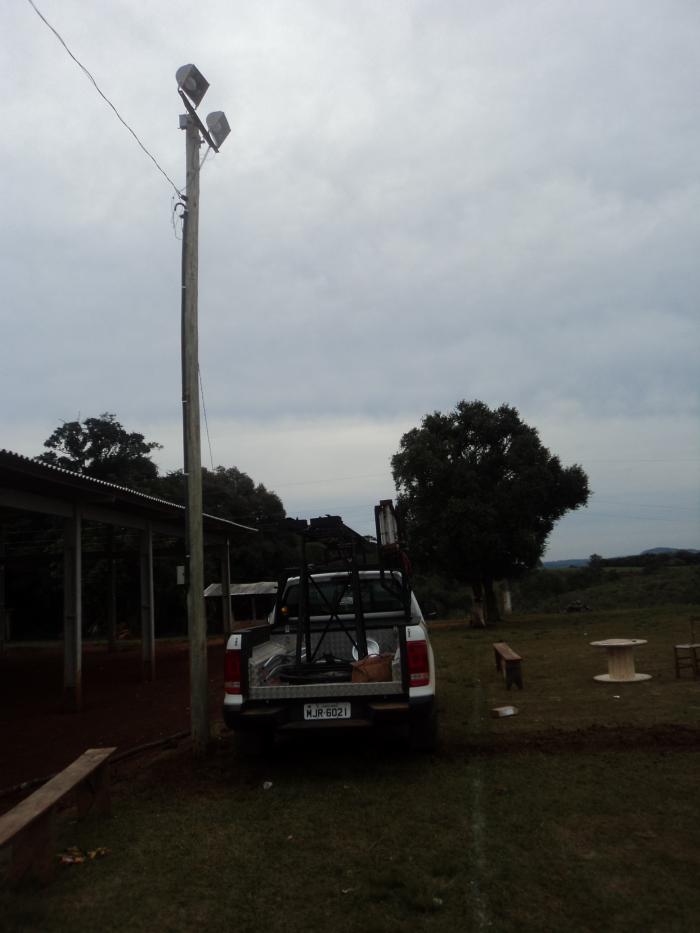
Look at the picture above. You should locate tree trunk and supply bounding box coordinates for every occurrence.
[469,581,486,628]
[484,576,501,623]
[500,580,512,615]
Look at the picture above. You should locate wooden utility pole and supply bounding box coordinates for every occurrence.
[177,63,230,755]
[181,114,209,754]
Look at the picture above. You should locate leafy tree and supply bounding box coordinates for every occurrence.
[391,400,590,622]
[38,412,161,490]
[588,553,605,582]
[155,466,285,527]
[155,466,298,583]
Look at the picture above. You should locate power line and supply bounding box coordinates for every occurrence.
[26,0,181,197]
[268,457,700,491]
[564,458,700,464]
[198,366,215,471]
[172,147,215,239]
[171,194,185,240]
[569,511,698,524]
[590,498,699,513]
[175,145,215,203]
[271,471,391,488]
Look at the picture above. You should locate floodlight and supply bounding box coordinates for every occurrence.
[376,500,399,550]
[206,111,231,149]
[176,64,209,108]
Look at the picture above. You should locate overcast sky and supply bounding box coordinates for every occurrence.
[2,0,698,559]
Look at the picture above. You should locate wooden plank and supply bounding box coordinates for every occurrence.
[0,748,116,847]
[76,762,111,818]
[9,811,55,884]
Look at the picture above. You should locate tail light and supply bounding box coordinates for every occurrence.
[224,648,242,694]
[407,639,430,687]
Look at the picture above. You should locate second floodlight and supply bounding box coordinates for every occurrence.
[206,111,231,149]
[176,64,209,108]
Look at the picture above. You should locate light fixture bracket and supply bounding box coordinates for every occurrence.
[178,91,219,152]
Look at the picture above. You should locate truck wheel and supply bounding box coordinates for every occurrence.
[407,710,438,753]
[237,730,275,755]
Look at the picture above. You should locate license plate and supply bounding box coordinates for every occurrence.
[303,701,351,721]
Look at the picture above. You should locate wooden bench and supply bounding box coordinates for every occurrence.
[493,642,524,690]
[0,747,116,884]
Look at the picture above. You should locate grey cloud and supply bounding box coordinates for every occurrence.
[2,0,698,557]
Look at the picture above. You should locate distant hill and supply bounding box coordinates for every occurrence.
[543,547,698,569]
[542,559,589,569]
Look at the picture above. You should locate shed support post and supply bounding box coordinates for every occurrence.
[63,506,82,711]
[140,523,155,681]
[108,558,117,651]
[0,529,6,657]
[107,528,117,651]
[221,539,232,636]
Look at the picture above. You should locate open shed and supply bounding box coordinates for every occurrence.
[0,449,255,709]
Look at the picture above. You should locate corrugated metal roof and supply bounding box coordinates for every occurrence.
[204,581,278,598]
[0,448,257,533]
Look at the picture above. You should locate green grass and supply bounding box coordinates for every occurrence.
[3,606,699,932]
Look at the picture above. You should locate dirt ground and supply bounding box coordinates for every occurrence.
[0,639,226,798]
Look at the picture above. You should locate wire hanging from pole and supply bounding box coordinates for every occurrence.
[198,365,215,471]
[25,0,182,198]
[177,146,215,195]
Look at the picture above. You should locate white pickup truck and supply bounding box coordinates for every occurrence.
[222,569,437,750]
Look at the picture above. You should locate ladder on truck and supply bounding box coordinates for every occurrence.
[273,500,413,682]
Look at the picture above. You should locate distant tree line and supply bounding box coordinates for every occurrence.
[596,551,700,572]
[511,550,700,612]
[5,401,623,635]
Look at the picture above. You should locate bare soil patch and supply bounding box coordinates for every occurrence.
[0,639,225,802]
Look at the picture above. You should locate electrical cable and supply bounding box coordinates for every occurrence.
[271,471,390,488]
[587,498,699,513]
[28,0,218,235]
[564,458,700,464]
[265,455,700,491]
[198,365,215,471]
[199,145,214,173]
[25,0,182,198]
[171,194,185,241]
[172,146,215,239]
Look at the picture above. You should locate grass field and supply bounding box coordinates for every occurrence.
[2,606,699,932]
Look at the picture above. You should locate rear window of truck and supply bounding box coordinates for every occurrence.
[279,577,405,619]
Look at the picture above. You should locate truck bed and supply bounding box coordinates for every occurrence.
[247,624,404,699]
